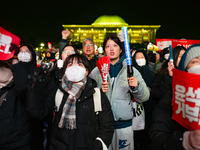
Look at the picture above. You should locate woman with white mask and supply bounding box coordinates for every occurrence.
[26,54,114,150]
[18,44,45,150]
[132,49,155,150]
[149,44,200,150]
[18,45,36,74]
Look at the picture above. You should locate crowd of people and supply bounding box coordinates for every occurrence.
[1,29,200,150]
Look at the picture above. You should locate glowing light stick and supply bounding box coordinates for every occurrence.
[169,45,173,64]
[122,27,133,77]
[122,27,132,66]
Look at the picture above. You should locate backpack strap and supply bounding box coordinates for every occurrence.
[55,89,64,112]
[93,88,102,114]
[0,90,9,106]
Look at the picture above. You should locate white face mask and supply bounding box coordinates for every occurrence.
[65,65,86,82]
[136,59,146,66]
[0,67,13,83]
[18,52,31,62]
[187,65,200,75]
[164,53,170,60]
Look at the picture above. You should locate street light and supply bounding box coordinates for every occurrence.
[40,43,44,47]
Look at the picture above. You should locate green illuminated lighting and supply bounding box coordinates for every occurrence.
[92,15,128,26]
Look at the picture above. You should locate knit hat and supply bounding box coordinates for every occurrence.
[184,46,200,69]
[177,44,200,71]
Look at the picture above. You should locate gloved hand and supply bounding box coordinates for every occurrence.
[28,67,45,84]
[9,43,20,59]
[117,30,124,42]
[148,51,156,63]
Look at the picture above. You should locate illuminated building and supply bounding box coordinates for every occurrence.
[62,15,160,47]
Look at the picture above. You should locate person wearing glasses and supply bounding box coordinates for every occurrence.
[59,30,98,71]
[82,38,99,70]
[53,44,78,83]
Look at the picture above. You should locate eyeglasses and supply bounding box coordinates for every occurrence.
[62,51,75,54]
[84,43,94,47]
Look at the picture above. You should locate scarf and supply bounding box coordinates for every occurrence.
[86,54,94,60]
[58,74,87,129]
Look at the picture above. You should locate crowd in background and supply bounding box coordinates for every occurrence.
[1,29,200,150]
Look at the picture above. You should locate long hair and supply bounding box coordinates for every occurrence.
[157,46,186,76]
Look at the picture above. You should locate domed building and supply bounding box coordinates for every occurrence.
[62,15,160,47]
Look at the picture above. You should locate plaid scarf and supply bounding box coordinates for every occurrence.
[58,74,87,129]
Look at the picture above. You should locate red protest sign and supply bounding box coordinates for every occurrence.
[96,56,110,82]
[172,68,200,130]
[0,26,21,60]
[156,38,200,50]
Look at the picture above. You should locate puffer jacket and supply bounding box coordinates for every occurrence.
[89,59,149,121]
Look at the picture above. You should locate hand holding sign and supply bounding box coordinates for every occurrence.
[96,56,110,83]
[101,82,109,93]
[0,26,21,60]
[96,56,110,93]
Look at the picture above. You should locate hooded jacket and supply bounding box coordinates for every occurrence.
[132,50,155,87]
[19,44,37,74]
[19,45,44,150]
[89,54,150,123]
[132,50,155,146]
[149,44,200,150]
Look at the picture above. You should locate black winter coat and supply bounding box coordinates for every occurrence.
[132,50,155,148]
[150,74,172,104]
[0,62,31,150]
[26,77,114,150]
[149,75,187,150]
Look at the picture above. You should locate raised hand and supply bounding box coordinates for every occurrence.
[62,30,70,39]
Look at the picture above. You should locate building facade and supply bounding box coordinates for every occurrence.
[63,15,160,47]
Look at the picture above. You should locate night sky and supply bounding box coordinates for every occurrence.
[1,0,200,48]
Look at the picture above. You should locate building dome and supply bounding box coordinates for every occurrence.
[92,15,128,26]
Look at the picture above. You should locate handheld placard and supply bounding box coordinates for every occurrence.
[169,45,173,64]
[122,27,134,78]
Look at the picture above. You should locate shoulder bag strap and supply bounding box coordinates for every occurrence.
[0,90,9,106]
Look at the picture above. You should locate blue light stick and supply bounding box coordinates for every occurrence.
[122,27,132,65]
[169,45,173,64]
[122,27,134,79]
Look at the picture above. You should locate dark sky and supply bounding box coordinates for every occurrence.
[1,0,200,48]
